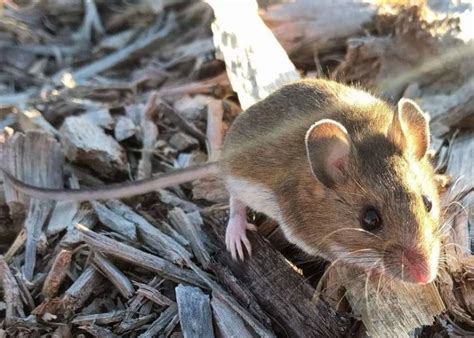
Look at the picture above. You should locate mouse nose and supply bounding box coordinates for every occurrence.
[401,248,432,284]
[384,244,436,284]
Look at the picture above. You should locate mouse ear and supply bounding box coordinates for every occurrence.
[305,119,351,188]
[389,98,430,160]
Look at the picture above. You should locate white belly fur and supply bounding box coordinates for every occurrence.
[225,176,283,222]
[225,175,322,257]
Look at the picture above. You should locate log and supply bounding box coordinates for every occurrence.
[209,222,349,337]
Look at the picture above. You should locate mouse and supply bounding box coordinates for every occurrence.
[2,79,442,285]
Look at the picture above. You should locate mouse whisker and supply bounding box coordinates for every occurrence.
[441,242,468,252]
[312,227,382,247]
[314,248,383,298]
[364,259,382,321]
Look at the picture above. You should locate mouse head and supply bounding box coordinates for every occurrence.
[304,98,441,285]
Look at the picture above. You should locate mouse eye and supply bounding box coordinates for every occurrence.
[360,207,383,232]
[422,195,432,212]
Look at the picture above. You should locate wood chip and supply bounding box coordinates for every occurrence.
[42,249,73,298]
[92,252,134,299]
[168,208,211,268]
[211,295,254,338]
[0,256,25,325]
[60,116,128,178]
[77,225,204,288]
[175,285,214,338]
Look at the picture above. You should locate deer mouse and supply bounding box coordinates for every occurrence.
[2,79,442,285]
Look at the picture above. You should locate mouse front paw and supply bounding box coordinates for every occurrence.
[225,217,257,261]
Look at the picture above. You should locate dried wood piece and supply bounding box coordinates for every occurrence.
[439,132,474,324]
[135,282,174,306]
[105,200,192,264]
[77,225,204,287]
[207,0,300,110]
[173,95,209,120]
[159,100,207,144]
[83,109,114,130]
[23,199,54,281]
[17,107,60,137]
[333,7,469,99]
[46,176,80,237]
[116,313,157,334]
[205,98,223,160]
[78,324,118,338]
[57,85,135,108]
[175,285,214,338]
[3,131,64,216]
[332,264,445,338]
[62,265,104,314]
[53,16,176,85]
[0,256,25,325]
[74,0,105,43]
[2,132,63,281]
[71,310,126,326]
[138,304,179,338]
[158,190,200,213]
[117,277,162,334]
[61,207,98,246]
[421,76,474,136]
[91,201,137,241]
[169,132,199,152]
[211,295,254,338]
[92,252,134,299]
[261,0,376,67]
[42,249,73,298]
[4,228,26,263]
[191,98,227,203]
[210,223,348,337]
[445,132,474,254]
[211,263,272,329]
[60,116,128,178]
[157,73,231,98]
[138,92,159,179]
[114,116,137,141]
[168,208,211,268]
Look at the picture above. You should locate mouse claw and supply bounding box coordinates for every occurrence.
[225,217,255,261]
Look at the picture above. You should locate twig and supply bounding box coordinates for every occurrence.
[92,252,135,299]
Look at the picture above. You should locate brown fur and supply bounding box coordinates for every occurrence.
[220,79,440,283]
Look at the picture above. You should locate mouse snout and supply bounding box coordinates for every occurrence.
[401,248,431,284]
[383,245,437,285]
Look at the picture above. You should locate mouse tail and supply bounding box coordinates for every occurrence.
[1,162,220,202]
